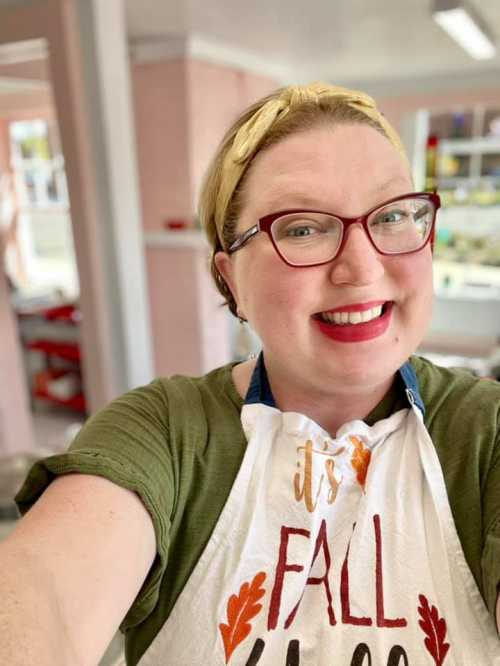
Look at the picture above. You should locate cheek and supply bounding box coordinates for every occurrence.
[235,255,314,322]
[390,251,433,299]
[389,252,434,339]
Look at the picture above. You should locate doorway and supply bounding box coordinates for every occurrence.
[0,38,85,454]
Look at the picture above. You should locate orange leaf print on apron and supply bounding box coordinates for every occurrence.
[219,571,267,663]
[350,435,371,490]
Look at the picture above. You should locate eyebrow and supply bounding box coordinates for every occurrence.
[373,175,412,194]
[261,176,412,213]
[264,192,323,211]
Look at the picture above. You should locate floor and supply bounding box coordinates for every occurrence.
[31,403,85,453]
[0,405,125,665]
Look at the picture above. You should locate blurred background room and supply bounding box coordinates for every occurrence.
[0,0,500,662]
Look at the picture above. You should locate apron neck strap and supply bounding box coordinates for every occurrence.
[398,360,425,416]
[244,353,425,416]
[245,352,275,407]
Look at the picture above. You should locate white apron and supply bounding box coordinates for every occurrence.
[137,356,500,666]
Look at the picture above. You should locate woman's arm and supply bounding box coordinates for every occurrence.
[0,473,156,665]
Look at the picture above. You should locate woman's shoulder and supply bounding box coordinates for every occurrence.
[154,361,243,406]
[410,354,500,465]
[100,361,243,426]
[410,354,500,413]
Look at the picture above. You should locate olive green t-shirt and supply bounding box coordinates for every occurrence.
[15,356,500,665]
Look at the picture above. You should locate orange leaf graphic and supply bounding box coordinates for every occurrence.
[219,571,266,664]
[350,435,371,490]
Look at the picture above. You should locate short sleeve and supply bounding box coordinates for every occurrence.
[481,431,500,617]
[14,379,175,630]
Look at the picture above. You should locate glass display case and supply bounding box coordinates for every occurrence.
[418,105,500,281]
[408,105,500,373]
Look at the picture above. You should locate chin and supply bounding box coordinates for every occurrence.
[326,359,395,388]
[312,338,410,388]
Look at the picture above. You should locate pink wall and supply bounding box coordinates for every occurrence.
[0,118,34,454]
[131,59,192,231]
[0,59,50,81]
[0,118,9,169]
[0,270,35,455]
[379,88,500,133]
[133,58,277,377]
[0,92,54,120]
[146,246,202,375]
[0,59,53,120]
[187,61,277,208]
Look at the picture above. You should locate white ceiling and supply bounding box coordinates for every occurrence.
[124,0,500,91]
[0,1,499,96]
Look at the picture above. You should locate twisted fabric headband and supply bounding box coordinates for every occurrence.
[212,82,409,250]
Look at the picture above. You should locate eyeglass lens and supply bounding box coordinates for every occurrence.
[270,197,435,266]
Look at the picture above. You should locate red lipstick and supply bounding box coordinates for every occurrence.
[323,300,387,315]
[314,302,393,343]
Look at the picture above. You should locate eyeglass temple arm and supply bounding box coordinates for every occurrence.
[228,224,259,253]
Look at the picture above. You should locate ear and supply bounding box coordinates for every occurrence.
[214,251,239,305]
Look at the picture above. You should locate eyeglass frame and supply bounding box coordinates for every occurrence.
[226,191,441,267]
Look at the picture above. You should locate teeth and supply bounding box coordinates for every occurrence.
[321,305,383,325]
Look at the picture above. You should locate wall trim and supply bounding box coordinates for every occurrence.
[343,67,500,99]
[129,33,189,64]
[0,38,47,65]
[129,33,290,81]
[4,32,498,97]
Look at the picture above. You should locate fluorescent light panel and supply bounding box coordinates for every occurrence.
[433,5,496,60]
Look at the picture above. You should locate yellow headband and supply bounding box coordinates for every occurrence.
[213,82,409,249]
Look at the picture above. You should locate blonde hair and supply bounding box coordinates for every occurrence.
[198,82,409,317]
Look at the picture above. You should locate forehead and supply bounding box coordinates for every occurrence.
[241,124,412,216]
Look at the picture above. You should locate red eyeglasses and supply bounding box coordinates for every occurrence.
[227,192,441,267]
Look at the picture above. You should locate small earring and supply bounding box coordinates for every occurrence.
[237,309,247,324]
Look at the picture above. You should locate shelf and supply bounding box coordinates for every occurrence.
[438,176,500,186]
[144,230,208,249]
[33,388,86,413]
[439,137,500,155]
[26,339,81,363]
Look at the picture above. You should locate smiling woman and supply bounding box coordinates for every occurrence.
[212,115,435,421]
[4,82,500,666]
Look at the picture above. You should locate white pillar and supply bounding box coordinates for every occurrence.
[72,0,154,392]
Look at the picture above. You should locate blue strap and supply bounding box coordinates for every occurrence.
[244,352,425,416]
[244,352,276,407]
[398,360,425,415]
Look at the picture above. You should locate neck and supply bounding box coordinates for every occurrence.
[274,378,393,435]
[232,356,395,436]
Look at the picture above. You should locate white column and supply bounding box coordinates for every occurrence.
[72,0,154,391]
[399,109,429,191]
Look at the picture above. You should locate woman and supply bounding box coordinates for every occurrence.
[3,83,500,665]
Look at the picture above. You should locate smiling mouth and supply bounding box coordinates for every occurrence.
[315,302,392,326]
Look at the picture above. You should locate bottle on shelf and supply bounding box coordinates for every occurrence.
[425,134,439,191]
[451,112,465,139]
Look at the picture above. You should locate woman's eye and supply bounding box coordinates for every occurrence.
[285,225,318,237]
[373,209,407,225]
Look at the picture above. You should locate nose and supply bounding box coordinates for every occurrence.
[328,223,385,286]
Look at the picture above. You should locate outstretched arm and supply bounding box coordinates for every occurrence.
[0,473,156,665]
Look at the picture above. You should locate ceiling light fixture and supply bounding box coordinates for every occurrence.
[432,0,497,60]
